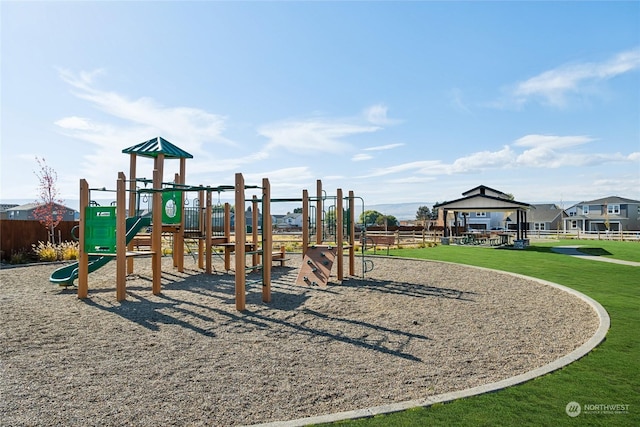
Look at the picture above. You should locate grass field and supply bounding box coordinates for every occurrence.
[321,240,639,427]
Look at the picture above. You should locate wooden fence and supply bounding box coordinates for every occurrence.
[0,220,79,261]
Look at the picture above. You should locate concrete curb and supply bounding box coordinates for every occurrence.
[248,262,610,427]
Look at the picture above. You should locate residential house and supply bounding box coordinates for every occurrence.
[564,196,640,232]
[4,202,77,221]
[244,207,263,231]
[0,204,19,220]
[507,204,567,232]
[276,212,303,229]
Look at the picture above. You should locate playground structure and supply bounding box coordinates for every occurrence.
[50,137,363,311]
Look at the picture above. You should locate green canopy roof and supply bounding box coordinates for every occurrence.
[122,137,193,159]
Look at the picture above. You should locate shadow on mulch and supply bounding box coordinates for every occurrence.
[68,265,440,362]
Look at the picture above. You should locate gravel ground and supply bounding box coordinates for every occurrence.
[0,254,599,426]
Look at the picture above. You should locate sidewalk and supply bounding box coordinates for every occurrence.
[551,246,640,267]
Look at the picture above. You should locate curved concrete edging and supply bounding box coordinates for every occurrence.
[249,259,610,427]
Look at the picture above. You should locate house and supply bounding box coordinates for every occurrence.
[276,212,303,229]
[0,204,19,220]
[4,202,77,221]
[244,207,263,230]
[564,196,640,232]
[507,204,567,232]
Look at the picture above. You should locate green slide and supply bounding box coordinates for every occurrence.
[49,216,152,286]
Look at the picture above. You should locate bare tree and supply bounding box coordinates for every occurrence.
[33,157,64,243]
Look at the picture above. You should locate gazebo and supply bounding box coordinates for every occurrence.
[433,185,531,242]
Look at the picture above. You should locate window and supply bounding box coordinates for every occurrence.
[569,211,576,217]
[534,223,546,231]
[571,220,578,229]
[583,205,589,215]
[475,212,487,217]
[607,204,620,215]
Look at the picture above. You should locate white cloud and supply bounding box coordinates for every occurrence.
[57,68,234,154]
[258,119,380,155]
[352,142,403,162]
[508,47,640,108]
[362,160,447,178]
[54,116,96,131]
[352,153,373,161]
[510,134,633,168]
[363,103,400,125]
[364,143,404,151]
[387,176,437,184]
[450,146,516,173]
[513,134,594,148]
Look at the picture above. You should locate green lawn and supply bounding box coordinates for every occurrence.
[322,240,639,427]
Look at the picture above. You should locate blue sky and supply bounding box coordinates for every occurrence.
[2,1,639,216]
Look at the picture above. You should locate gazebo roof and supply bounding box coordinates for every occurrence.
[122,137,193,159]
[433,185,531,212]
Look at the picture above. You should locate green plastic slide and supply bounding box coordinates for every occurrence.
[49,216,152,286]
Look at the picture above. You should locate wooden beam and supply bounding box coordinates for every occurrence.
[152,164,163,295]
[316,180,322,244]
[262,178,271,303]
[235,173,246,311]
[77,179,89,299]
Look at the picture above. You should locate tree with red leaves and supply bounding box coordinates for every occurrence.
[33,157,65,243]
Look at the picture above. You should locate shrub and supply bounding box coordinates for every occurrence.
[32,241,58,262]
[10,250,30,265]
[59,241,79,260]
[31,241,79,262]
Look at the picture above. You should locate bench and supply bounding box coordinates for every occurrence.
[130,236,152,250]
[271,245,289,267]
[364,234,396,255]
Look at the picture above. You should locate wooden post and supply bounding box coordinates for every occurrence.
[302,189,309,258]
[152,164,163,295]
[205,190,212,274]
[173,172,184,272]
[262,178,272,303]
[116,172,127,301]
[235,173,246,311]
[348,190,355,276]
[127,153,136,274]
[316,179,322,245]
[78,179,89,299]
[336,188,344,281]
